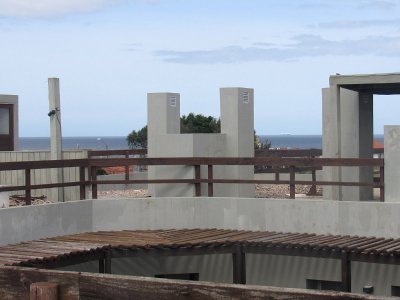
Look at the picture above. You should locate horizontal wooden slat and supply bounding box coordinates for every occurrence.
[0,266,384,300]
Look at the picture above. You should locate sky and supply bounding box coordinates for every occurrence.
[1,0,400,137]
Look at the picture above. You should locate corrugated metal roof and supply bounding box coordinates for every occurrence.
[0,229,399,268]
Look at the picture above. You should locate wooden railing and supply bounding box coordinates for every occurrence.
[0,156,384,204]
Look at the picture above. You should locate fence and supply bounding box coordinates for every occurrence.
[0,150,87,202]
[0,156,384,204]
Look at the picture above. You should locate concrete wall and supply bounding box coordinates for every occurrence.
[0,201,92,246]
[322,87,373,201]
[147,88,254,198]
[2,198,400,247]
[2,197,400,297]
[91,198,400,238]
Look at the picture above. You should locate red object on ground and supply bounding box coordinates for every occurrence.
[373,140,384,149]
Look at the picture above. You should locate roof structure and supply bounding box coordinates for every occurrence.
[330,72,400,95]
[1,228,400,269]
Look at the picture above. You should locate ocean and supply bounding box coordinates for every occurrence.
[18,135,385,151]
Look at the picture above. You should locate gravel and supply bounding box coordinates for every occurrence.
[7,184,321,207]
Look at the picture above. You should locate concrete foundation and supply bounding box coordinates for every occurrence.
[148,88,254,198]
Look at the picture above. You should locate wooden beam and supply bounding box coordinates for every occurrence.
[195,165,201,196]
[232,245,246,284]
[105,250,112,274]
[289,166,295,199]
[25,168,31,205]
[341,253,351,292]
[91,167,97,199]
[208,165,213,197]
[79,166,86,200]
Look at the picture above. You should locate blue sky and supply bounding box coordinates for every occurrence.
[1,0,400,136]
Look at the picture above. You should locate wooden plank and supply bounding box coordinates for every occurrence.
[207,165,213,197]
[289,166,295,199]
[78,271,380,300]
[232,245,246,284]
[30,282,58,300]
[0,266,79,300]
[195,165,201,196]
[380,166,385,202]
[341,253,351,292]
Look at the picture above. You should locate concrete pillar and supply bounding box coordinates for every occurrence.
[147,93,186,197]
[322,87,340,200]
[48,78,64,202]
[220,87,254,197]
[358,93,373,200]
[322,87,373,201]
[384,126,400,202]
[147,93,180,153]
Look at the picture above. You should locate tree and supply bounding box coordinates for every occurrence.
[180,113,220,133]
[254,130,271,150]
[127,115,271,150]
[126,125,147,149]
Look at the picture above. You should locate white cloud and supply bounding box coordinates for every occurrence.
[318,19,400,29]
[0,0,122,17]
[357,0,397,10]
[154,34,400,64]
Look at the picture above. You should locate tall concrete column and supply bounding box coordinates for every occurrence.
[358,92,373,200]
[322,87,340,200]
[323,87,373,201]
[384,126,400,202]
[48,78,64,202]
[147,93,183,197]
[220,87,254,197]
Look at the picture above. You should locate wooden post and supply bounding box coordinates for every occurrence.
[105,250,112,274]
[79,166,86,200]
[208,165,213,197]
[289,166,295,199]
[380,166,385,202]
[232,245,246,284]
[30,282,58,300]
[341,252,351,292]
[125,152,129,181]
[274,168,280,182]
[308,167,317,196]
[25,168,31,205]
[99,257,105,273]
[195,165,201,197]
[91,166,98,199]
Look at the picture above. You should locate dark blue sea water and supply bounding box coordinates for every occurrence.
[18,134,385,151]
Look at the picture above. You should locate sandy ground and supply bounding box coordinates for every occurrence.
[8,184,322,207]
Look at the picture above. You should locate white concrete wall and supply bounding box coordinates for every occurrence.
[0,200,92,246]
[2,198,400,297]
[2,198,400,247]
[147,88,254,198]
